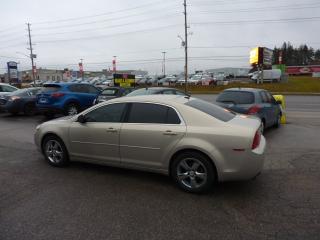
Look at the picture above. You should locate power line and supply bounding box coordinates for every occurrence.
[32,0,177,25]
[33,13,180,37]
[191,16,320,26]
[34,24,183,43]
[191,2,320,14]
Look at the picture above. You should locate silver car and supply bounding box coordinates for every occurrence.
[34,95,266,193]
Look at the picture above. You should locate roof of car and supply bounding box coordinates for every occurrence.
[43,82,92,86]
[223,88,264,92]
[135,87,179,91]
[107,94,190,106]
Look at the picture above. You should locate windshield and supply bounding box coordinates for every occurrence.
[216,91,255,104]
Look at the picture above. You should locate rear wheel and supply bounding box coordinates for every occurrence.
[24,103,36,116]
[171,151,215,193]
[64,103,79,116]
[42,135,69,167]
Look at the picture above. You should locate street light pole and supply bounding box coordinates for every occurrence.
[80,58,84,81]
[183,0,188,94]
[27,23,36,85]
[162,51,166,77]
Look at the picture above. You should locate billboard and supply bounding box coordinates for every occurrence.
[250,47,273,66]
[114,74,135,88]
[7,61,19,83]
[286,65,320,75]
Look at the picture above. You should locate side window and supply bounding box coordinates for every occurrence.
[2,85,16,92]
[260,92,268,103]
[127,103,181,124]
[265,91,276,104]
[0,86,3,92]
[87,85,99,94]
[85,103,126,122]
[69,85,80,92]
[167,107,181,124]
[264,91,272,103]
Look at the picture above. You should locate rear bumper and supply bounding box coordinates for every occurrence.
[218,136,266,182]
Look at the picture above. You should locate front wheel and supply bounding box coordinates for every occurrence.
[24,103,36,116]
[42,135,69,167]
[171,151,216,193]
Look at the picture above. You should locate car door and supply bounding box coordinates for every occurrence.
[68,103,126,164]
[78,85,100,108]
[260,91,275,127]
[119,102,186,170]
[265,91,281,125]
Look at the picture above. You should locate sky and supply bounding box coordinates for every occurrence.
[0,0,320,75]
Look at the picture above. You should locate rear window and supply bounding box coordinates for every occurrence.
[216,91,255,104]
[185,99,235,122]
[126,88,158,96]
[41,84,61,93]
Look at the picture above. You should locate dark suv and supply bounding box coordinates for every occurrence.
[36,83,100,116]
[216,88,282,130]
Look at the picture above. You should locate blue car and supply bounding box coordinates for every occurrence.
[216,88,282,131]
[36,83,100,116]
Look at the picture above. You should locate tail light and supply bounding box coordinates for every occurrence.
[252,130,261,149]
[247,105,261,115]
[51,92,65,98]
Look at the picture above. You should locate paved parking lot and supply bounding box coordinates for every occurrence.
[1,95,320,240]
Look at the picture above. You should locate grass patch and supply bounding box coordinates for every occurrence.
[176,76,320,94]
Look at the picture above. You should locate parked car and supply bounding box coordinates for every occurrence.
[0,87,42,115]
[216,88,282,131]
[34,95,265,193]
[36,83,100,117]
[0,83,19,96]
[94,87,135,104]
[126,87,189,97]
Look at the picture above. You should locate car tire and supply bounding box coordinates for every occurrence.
[42,135,69,167]
[171,151,216,193]
[24,103,36,116]
[64,103,79,116]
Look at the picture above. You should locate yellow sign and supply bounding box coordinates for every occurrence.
[250,47,259,65]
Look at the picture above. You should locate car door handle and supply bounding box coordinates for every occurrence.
[163,130,178,136]
[106,128,118,133]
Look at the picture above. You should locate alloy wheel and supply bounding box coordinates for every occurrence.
[45,140,64,164]
[177,158,208,189]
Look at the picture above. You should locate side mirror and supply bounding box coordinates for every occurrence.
[77,114,87,124]
[276,100,282,105]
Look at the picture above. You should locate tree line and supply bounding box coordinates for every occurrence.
[272,42,320,66]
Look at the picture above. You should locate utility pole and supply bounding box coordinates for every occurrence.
[27,23,36,85]
[183,0,188,93]
[162,51,166,77]
[80,58,84,80]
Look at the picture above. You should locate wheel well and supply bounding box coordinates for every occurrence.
[64,100,79,108]
[169,149,218,181]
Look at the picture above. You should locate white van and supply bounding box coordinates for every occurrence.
[251,69,281,83]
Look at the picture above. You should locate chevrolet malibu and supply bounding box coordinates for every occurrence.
[34,95,266,193]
